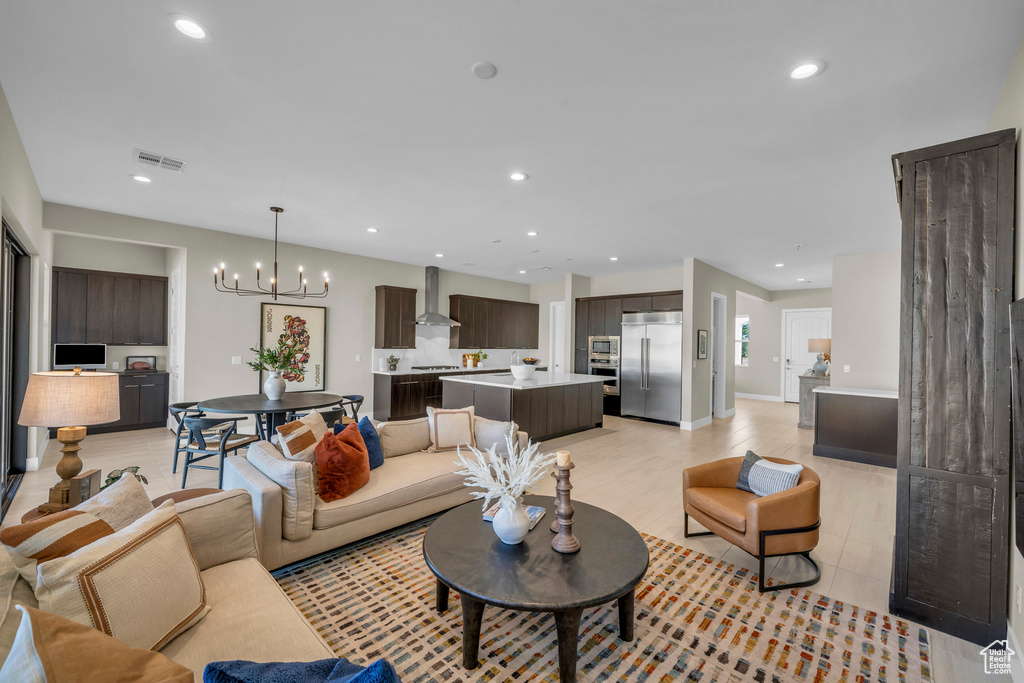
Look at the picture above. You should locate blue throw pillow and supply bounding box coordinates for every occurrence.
[336,417,384,470]
[735,450,762,493]
[204,657,401,683]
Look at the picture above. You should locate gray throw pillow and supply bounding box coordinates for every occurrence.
[747,459,804,497]
[735,450,762,493]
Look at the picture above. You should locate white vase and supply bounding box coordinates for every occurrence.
[263,370,286,400]
[492,498,530,545]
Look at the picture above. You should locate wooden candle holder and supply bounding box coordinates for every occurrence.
[550,463,580,553]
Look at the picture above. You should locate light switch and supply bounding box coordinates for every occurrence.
[112,361,119,370]
[232,356,242,365]
[772,356,779,362]
[355,354,361,362]
[692,360,696,369]
[843,365,851,373]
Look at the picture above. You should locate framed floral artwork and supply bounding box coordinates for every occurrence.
[259,302,326,392]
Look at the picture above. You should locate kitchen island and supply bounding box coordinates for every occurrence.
[442,371,606,441]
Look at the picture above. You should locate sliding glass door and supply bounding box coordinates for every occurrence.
[0,220,28,521]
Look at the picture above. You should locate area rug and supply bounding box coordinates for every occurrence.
[274,521,931,682]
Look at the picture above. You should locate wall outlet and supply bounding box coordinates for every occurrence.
[355,354,361,362]
[112,361,119,370]
[231,356,242,365]
[692,360,697,369]
[1016,583,1021,614]
[844,365,851,373]
[773,356,779,362]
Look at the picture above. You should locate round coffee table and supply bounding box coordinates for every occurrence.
[423,494,649,682]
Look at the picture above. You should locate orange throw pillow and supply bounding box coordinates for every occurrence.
[315,423,370,502]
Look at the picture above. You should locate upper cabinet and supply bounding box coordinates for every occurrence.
[449,295,539,349]
[52,267,167,346]
[574,289,684,372]
[374,285,417,349]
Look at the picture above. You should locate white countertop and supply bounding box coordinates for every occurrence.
[372,365,544,376]
[813,387,898,399]
[441,371,605,390]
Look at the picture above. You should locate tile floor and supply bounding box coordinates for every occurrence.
[2,399,1001,681]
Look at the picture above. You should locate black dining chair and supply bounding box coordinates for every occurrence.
[342,395,364,421]
[284,407,348,430]
[169,402,204,474]
[180,416,259,488]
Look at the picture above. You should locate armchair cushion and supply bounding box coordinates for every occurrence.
[684,487,755,533]
[246,441,315,542]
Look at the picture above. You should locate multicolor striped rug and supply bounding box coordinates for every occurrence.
[273,520,931,682]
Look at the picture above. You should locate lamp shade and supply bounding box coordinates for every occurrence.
[18,371,120,428]
[808,338,832,354]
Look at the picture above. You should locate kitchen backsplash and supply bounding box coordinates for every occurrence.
[372,326,539,372]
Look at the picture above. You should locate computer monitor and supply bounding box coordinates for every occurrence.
[52,344,107,370]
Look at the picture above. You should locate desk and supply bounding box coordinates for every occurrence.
[198,393,344,440]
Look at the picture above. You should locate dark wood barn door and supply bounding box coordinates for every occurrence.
[891,129,1016,645]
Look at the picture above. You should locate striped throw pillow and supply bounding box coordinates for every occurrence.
[275,410,328,465]
[747,460,804,497]
[735,450,763,493]
[1,510,116,586]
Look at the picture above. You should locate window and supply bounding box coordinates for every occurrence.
[735,315,749,366]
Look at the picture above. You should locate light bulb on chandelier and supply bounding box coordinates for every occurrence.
[212,207,329,300]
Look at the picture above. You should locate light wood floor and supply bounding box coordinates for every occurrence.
[3,399,998,681]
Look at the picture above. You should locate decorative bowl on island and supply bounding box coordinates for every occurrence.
[522,358,539,366]
[511,365,536,380]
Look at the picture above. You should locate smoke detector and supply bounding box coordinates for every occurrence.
[133,148,187,173]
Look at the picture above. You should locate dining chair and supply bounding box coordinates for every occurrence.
[169,402,204,474]
[342,395,364,421]
[284,407,347,430]
[180,416,259,488]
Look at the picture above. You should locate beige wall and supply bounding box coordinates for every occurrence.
[989,31,1024,661]
[44,203,531,412]
[829,250,901,391]
[0,81,51,467]
[53,233,169,277]
[735,288,833,398]
[529,280,564,368]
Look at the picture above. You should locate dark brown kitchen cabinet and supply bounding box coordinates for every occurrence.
[574,301,589,373]
[449,295,539,349]
[603,297,622,339]
[620,296,652,313]
[588,299,606,336]
[651,293,684,310]
[374,285,417,349]
[52,267,167,347]
[92,372,169,434]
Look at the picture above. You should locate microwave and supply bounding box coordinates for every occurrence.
[588,335,619,358]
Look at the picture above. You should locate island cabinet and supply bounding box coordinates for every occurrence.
[449,295,539,349]
[573,290,684,372]
[442,373,604,441]
[52,267,167,346]
[374,285,417,349]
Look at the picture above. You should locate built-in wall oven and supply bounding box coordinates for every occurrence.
[588,335,620,396]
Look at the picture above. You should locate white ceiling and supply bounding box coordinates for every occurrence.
[0,2,1021,290]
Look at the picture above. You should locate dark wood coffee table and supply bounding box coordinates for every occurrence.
[423,494,649,681]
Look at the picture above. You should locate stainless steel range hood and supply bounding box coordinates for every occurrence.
[415,266,461,326]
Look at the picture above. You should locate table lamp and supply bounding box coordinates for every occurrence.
[18,368,120,513]
[808,339,831,376]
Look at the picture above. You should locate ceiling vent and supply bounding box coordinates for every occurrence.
[133,148,187,173]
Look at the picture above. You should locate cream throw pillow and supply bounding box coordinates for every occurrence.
[275,410,328,465]
[377,418,432,458]
[426,406,477,452]
[473,416,518,457]
[34,501,209,652]
[246,440,315,541]
[76,471,156,532]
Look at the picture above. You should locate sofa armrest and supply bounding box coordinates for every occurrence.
[746,480,819,533]
[682,458,744,492]
[223,455,284,569]
[175,489,259,570]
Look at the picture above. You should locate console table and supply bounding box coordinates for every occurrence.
[797,374,830,429]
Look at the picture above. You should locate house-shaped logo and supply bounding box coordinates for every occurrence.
[980,640,1015,675]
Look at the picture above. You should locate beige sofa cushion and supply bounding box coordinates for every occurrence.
[473,416,519,456]
[246,441,315,541]
[160,557,332,677]
[34,502,209,651]
[377,418,431,458]
[174,489,260,570]
[313,450,464,529]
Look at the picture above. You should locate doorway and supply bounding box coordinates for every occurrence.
[549,301,566,373]
[711,293,728,417]
[782,308,832,402]
[0,221,29,521]
[167,265,184,429]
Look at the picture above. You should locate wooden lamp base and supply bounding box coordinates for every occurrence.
[38,425,87,513]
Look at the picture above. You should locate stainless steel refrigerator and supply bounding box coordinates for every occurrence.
[621,311,683,423]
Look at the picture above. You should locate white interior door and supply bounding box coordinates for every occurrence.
[550,301,566,373]
[783,308,831,402]
[167,267,183,428]
[711,294,727,417]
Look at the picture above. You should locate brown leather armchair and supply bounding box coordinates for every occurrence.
[682,456,820,592]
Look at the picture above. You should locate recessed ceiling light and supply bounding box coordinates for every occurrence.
[169,14,211,41]
[366,227,378,233]
[471,61,498,79]
[790,61,825,80]
[610,257,619,261]
[519,270,526,274]
[130,174,151,183]
[435,253,444,258]
[797,278,805,282]
[775,263,784,268]
[527,231,538,236]
[509,172,528,181]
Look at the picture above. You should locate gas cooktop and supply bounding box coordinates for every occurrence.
[411,365,461,371]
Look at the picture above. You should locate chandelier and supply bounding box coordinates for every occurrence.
[212,206,329,300]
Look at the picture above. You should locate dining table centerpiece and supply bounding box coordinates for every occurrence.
[454,430,555,545]
[247,340,298,400]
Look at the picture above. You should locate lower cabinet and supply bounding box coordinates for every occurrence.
[93,373,169,434]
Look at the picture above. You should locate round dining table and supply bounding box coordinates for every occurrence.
[198,392,345,441]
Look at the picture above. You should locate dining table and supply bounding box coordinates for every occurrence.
[198,392,345,441]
